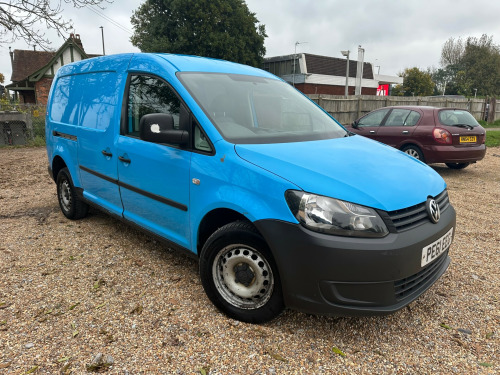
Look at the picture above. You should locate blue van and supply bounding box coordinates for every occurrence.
[46,53,456,323]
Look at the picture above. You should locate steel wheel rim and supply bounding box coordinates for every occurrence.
[405,148,420,159]
[212,244,274,310]
[59,179,72,212]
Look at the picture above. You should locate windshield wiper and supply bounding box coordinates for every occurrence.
[452,123,476,130]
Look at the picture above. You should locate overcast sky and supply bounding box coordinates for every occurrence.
[2,0,500,83]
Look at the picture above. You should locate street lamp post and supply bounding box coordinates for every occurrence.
[341,50,350,98]
[293,41,307,87]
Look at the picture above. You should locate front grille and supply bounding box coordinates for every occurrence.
[394,252,448,300]
[385,190,450,232]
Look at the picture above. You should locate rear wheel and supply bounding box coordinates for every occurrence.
[199,221,284,323]
[401,145,425,162]
[56,168,89,220]
[445,162,470,169]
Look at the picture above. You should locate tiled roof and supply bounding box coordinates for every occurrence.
[9,35,98,84]
[303,53,374,79]
[10,50,56,82]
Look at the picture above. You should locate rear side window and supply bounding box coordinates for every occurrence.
[49,75,81,125]
[384,109,421,126]
[405,111,421,126]
[50,72,120,131]
[126,75,181,136]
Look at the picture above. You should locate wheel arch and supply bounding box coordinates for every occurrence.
[51,155,67,182]
[196,208,255,256]
[50,150,81,187]
[399,141,424,152]
[399,142,426,161]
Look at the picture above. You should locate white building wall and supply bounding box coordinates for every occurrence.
[46,47,85,77]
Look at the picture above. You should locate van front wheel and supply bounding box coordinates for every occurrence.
[199,221,284,323]
[56,168,89,220]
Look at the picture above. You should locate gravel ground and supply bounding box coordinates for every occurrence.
[0,146,498,374]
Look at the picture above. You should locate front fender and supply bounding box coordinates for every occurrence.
[189,143,300,253]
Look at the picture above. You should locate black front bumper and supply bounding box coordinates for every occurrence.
[254,204,456,316]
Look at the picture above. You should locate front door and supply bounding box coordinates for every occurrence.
[354,108,390,140]
[115,74,191,249]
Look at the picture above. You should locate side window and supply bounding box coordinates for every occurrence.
[126,75,181,136]
[384,109,412,126]
[358,109,390,127]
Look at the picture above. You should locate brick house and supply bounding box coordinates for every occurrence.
[6,34,100,105]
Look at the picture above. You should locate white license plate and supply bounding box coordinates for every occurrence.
[421,227,454,267]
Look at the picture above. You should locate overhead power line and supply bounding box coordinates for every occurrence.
[85,5,133,35]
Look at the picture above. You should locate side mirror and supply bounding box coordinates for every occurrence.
[351,120,359,129]
[139,113,189,145]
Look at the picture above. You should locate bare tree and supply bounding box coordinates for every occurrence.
[440,37,465,67]
[0,0,112,50]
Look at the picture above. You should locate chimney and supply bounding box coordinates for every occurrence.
[69,33,84,50]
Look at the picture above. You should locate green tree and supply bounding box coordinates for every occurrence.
[130,0,267,67]
[462,35,500,96]
[397,67,434,96]
[438,34,500,96]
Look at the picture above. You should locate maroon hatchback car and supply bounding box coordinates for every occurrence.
[349,106,486,169]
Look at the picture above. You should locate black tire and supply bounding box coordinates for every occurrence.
[445,162,470,170]
[56,167,89,220]
[199,221,284,323]
[401,145,425,162]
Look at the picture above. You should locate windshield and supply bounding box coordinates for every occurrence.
[438,109,479,127]
[178,72,347,144]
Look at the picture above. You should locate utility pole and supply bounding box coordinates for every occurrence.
[354,45,365,96]
[100,26,106,55]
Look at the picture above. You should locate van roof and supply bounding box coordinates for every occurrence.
[57,53,275,79]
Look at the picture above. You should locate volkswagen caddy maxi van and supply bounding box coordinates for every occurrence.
[46,53,456,323]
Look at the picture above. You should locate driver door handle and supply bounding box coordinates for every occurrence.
[101,150,113,157]
[369,130,376,134]
[402,130,409,134]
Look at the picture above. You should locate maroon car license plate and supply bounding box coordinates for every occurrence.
[460,136,477,143]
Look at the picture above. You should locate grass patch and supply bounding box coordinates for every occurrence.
[478,119,500,128]
[26,136,46,147]
[486,131,500,147]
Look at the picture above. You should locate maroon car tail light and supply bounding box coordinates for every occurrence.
[433,128,452,144]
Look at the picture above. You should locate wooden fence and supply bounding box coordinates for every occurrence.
[307,95,499,125]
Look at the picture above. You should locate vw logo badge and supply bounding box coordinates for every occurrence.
[426,198,440,224]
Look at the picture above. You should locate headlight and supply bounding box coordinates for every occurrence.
[285,190,389,238]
